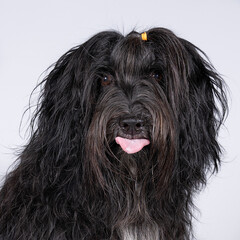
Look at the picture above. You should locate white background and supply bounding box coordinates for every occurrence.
[0,0,239,239]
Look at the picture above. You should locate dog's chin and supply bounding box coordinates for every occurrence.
[115,137,150,155]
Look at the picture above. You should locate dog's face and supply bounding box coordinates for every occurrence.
[89,36,173,156]
[81,30,182,184]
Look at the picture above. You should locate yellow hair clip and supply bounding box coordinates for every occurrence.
[141,32,147,41]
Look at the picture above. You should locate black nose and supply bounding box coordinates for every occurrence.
[119,117,145,136]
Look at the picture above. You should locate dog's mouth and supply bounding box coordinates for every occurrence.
[115,136,150,154]
[113,116,151,154]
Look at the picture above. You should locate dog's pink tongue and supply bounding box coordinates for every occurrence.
[115,137,150,154]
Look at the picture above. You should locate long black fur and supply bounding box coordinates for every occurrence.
[0,28,227,239]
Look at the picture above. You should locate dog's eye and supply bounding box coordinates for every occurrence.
[101,75,113,86]
[150,72,162,82]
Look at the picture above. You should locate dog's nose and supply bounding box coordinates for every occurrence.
[119,117,145,136]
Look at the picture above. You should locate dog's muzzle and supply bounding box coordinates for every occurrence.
[115,116,150,154]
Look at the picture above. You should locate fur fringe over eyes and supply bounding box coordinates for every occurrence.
[0,28,228,240]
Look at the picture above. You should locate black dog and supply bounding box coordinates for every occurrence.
[0,28,227,239]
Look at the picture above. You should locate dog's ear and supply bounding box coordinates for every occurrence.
[176,38,228,187]
[147,28,227,188]
[23,31,122,180]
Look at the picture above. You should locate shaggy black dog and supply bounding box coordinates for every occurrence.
[0,28,227,239]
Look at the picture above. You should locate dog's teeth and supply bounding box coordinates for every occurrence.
[115,137,150,154]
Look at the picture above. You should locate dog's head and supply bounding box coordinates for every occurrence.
[34,28,227,192]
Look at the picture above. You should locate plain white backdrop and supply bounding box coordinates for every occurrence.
[0,0,239,239]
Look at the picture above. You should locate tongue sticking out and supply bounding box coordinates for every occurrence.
[115,137,150,154]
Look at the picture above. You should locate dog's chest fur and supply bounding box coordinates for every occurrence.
[121,225,159,240]
[118,164,159,240]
